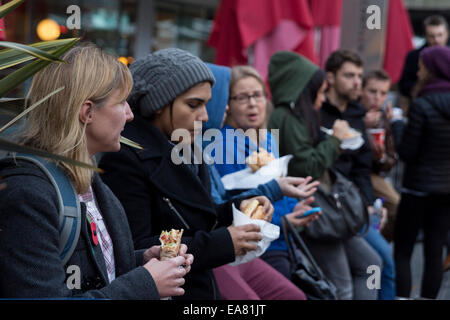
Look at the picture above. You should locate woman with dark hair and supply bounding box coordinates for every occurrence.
[99,48,273,300]
[395,45,450,299]
[267,51,382,300]
[268,57,349,178]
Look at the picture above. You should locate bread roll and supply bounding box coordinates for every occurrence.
[251,205,265,220]
[243,199,259,217]
[245,149,275,172]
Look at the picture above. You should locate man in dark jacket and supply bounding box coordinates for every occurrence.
[398,15,449,107]
[321,50,375,207]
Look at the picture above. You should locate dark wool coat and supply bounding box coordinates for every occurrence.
[100,115,242,300]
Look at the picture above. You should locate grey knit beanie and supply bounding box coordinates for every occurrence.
[128,48,215,117]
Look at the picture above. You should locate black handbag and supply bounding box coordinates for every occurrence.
[304,169,370,242]
[281,216,338,300]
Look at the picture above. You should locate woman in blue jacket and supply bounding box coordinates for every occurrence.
[203,63,320,299]
[213,65,320,279]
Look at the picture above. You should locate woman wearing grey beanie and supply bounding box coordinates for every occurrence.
[99,48,274,300]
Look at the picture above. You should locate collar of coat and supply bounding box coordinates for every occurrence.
[120,115,217,216]
[322,98,367,119]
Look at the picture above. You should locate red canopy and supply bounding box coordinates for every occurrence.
[0,1,6,41]
[208,0,317,67]
[209,0,414,84]
[383,0,414,83]
[309,0,342,26]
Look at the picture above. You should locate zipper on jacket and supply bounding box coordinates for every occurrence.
[211,219,218,231]
[162,197,191,230]
[333,193,342,209]
[208,271,217,299]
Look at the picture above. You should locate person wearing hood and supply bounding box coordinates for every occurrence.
[267,50,382,300]
[203,63,320,300]
[394,45,450,299]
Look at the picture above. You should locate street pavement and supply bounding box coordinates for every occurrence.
[409,242,450,299]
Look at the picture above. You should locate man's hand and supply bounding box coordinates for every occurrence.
[369,137,386,161]
[364,110,382,128]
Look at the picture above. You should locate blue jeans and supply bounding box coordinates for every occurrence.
[364,226,396,300]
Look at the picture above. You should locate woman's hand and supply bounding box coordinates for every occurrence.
[332,119,350,141]
[227,224,262,257]
[142,245,161,264]
[178,243,194,274]
[143,255,187,298]
[276,176,320,199]
[143,244,194,276]
[240,196,274,222]
[285,196,320,228]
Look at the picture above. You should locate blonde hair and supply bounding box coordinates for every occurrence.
[228,65,273,128]
[20,44,133,193]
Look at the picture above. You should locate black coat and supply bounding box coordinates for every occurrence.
[320,99,375,204]
[0,159,159,299]
[99,115,240,300]
[398,92,450,194]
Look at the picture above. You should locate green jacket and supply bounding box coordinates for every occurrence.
[268,106,341,180]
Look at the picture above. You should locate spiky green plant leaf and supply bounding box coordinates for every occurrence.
[0,37,78,97]
[0,0,24,19]
[0,41,65,63]
[0,38,77,71]
[0,86,64,134]
[119,136,143,150]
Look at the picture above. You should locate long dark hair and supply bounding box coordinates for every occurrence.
[291,69,325,146]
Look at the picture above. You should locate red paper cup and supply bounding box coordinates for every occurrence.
[369,128,385,145]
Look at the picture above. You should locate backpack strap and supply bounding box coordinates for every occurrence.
[8,154,81,265]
